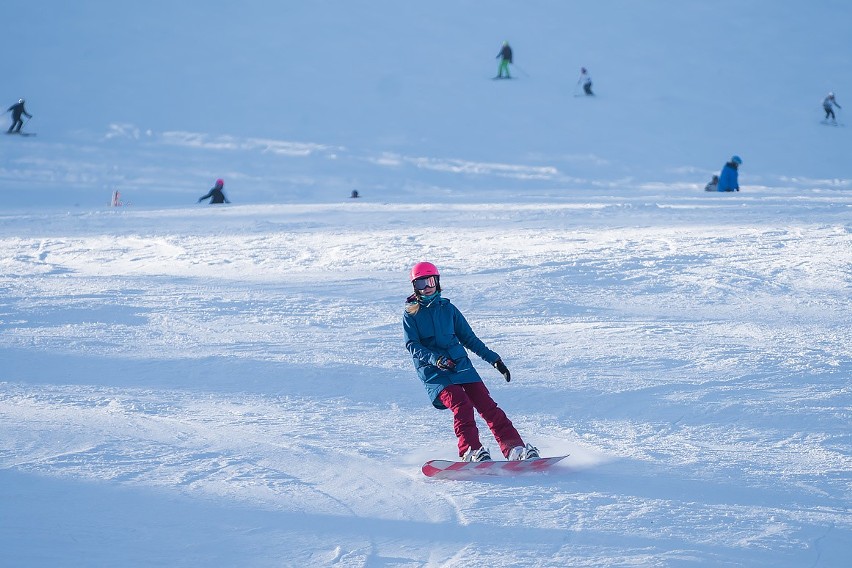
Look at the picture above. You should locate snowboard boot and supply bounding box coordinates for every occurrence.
[462,446,492,462]
[508,443,540,461]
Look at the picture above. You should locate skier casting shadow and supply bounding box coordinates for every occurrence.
[495,41,513,79]
[198,178,230,204]
[6,98,32,133]
[403,262,539,462]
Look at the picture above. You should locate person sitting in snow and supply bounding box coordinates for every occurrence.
[403,261,539,462]
[198,178,230,204]
[823,92,842,123]
[717,156,742,192]
[704,174,719,192]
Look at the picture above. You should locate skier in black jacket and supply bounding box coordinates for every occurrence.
[6,99,32,133]
[198,178,230,204]
[495,41,513,79]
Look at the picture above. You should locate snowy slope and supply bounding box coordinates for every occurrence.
[2,193,850,567]
[2,0,851,208]
[1,1,851,567]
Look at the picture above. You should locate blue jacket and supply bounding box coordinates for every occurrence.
[403,294,500,409]
[718,162,739,192]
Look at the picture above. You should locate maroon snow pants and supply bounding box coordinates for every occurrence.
[438,382,524,458]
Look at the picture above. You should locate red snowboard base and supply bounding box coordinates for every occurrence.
[422,455,567,478]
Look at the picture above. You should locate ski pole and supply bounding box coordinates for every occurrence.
[514,63,530,78]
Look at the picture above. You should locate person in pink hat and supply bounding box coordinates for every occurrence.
[198,178,230,204]
[403,261,539,462]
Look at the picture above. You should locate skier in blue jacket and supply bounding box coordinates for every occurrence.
[403,261,539,462]
[717,155,742,192]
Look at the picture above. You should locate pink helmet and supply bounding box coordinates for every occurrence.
[410,261,439,282]
[410,262,441,294]
[215,178,224,187]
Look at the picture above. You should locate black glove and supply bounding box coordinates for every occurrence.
[493,359,511,382]
[436,356,456,371]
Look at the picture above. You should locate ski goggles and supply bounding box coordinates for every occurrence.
[413,275,437,291]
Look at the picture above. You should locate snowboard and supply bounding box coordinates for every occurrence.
[422,455,567,478]
[5,131,36,137]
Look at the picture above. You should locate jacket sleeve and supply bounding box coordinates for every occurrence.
[452,306,500,364]
[404,314,440,366]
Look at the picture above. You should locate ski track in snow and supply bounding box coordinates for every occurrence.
[2,195,851,566]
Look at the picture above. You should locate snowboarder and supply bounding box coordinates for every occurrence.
[197,178,230,204]
[495,41,513,79]
[403,261,539,462]
[823,92,841,123]
[6,99,32,133]
[577,67,594,96]
[717,156,742,192]
[704,174,719,192]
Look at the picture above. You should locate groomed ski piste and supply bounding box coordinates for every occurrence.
[2,1,851,566]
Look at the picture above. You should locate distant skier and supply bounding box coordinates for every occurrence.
[822,92,841,123]
[403,261,540,463]
[495,41,513,79]
[717,156,742,192]
[577,67,594,96]
[6,99,32,133]
[198,178,230,204]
